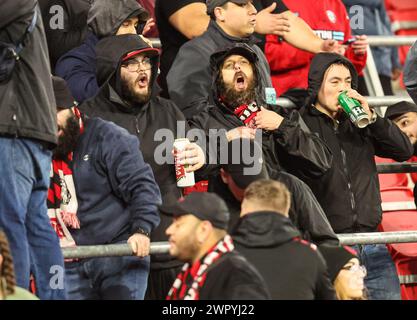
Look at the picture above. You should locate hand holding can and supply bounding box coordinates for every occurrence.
[173,138,196,188]
[338,91,370,128]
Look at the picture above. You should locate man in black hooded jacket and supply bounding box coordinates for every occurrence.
[233,179,336,299]
[55,0,150,103]
[79,34,206,300]
[300,52,414,300]
[190,43,338,245]
[212,137,338,245]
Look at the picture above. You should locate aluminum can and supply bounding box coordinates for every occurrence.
[174,138,195,188]
[338,91,370,128]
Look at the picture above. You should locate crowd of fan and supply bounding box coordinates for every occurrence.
[1,0,417,301]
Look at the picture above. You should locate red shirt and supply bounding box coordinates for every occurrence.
[265,0,367,96]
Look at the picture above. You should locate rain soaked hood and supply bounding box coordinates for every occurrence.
[95,34,160,108]
[306,53,358,107]
[87,0,149,39]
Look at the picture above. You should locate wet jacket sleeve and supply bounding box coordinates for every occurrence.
[167,44,211,119]
[315,252,337,300]
[99,125,161,235]
[55,37,99,103]
[368,115,414,162]
[272,109,333,179]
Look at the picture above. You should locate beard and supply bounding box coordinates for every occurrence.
[217,72,258,110]
[53,113,81,160]
[120,73,152,106]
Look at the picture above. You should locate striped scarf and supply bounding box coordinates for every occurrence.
[166,235,234,300]
[47,108,84,249]
[233,102,259,129]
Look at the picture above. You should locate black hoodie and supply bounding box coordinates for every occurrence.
[79,34,187,269]
[191,43,334,182]
[233,212,336,300]
[300,53,413,233]
[0,1,57,147]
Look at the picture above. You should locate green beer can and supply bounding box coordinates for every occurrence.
[338,91,370,128]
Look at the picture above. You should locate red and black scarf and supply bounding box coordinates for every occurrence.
[166,235,234,300]
[47,107,84,248]
[233,102,259,129]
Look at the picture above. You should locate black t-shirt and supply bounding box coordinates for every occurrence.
[253,0,288,13]
[155,0,206,96]
[253,0,289,51]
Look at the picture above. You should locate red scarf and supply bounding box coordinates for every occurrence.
[166,235,234,300]
[233,102,259,129]
[47,107,84,248]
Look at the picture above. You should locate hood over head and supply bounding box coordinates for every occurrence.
[306,53,358,107]
[87,0,149,38]
[232,212,300,248]
[210,43,264,110]
[404,41,417,105]
[95,34,160,100]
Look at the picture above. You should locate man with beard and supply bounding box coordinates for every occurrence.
[162,192,270,300]
[55,0,153,103]
[79,35,206,299]
[191,43,338,245]
[50,76,161,300]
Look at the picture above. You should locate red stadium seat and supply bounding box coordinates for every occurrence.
[375,156,409,190]
[380,187,414,203]
[380,210,417,299]
[385,0,417,65]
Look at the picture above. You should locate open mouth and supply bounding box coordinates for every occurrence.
[235,74,247,91]
[137,74,149,88]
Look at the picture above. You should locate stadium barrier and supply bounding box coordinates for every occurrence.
[62,231,417,259]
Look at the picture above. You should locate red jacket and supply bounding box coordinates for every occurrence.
[265,0,367,96]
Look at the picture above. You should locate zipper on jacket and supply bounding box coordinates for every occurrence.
[135,117,140,135]
[334,125,358,229]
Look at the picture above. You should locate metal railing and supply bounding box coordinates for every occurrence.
[377,162,417,174]
[364,36,416,115]
[150,36,417,50]
[62,230,417,259]
[276,95,414,109]
[367,36,417,47]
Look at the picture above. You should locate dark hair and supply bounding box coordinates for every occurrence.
[209,3,229,20]
[0,230,16,297]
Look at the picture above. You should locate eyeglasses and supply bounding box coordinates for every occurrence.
[122,57,152,72]
[342,264,367,277]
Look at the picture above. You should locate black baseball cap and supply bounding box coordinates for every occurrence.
[206,0,250,15]
[159,192,230,230]
[221,138,268,189]
[52,76,76,109]
[210,43,258,71]
[385,101,417,120]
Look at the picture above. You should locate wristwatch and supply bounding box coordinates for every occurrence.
[135,228,150,238]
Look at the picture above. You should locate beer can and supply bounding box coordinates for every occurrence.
[338,91,370,129]
[173,138,195,188]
